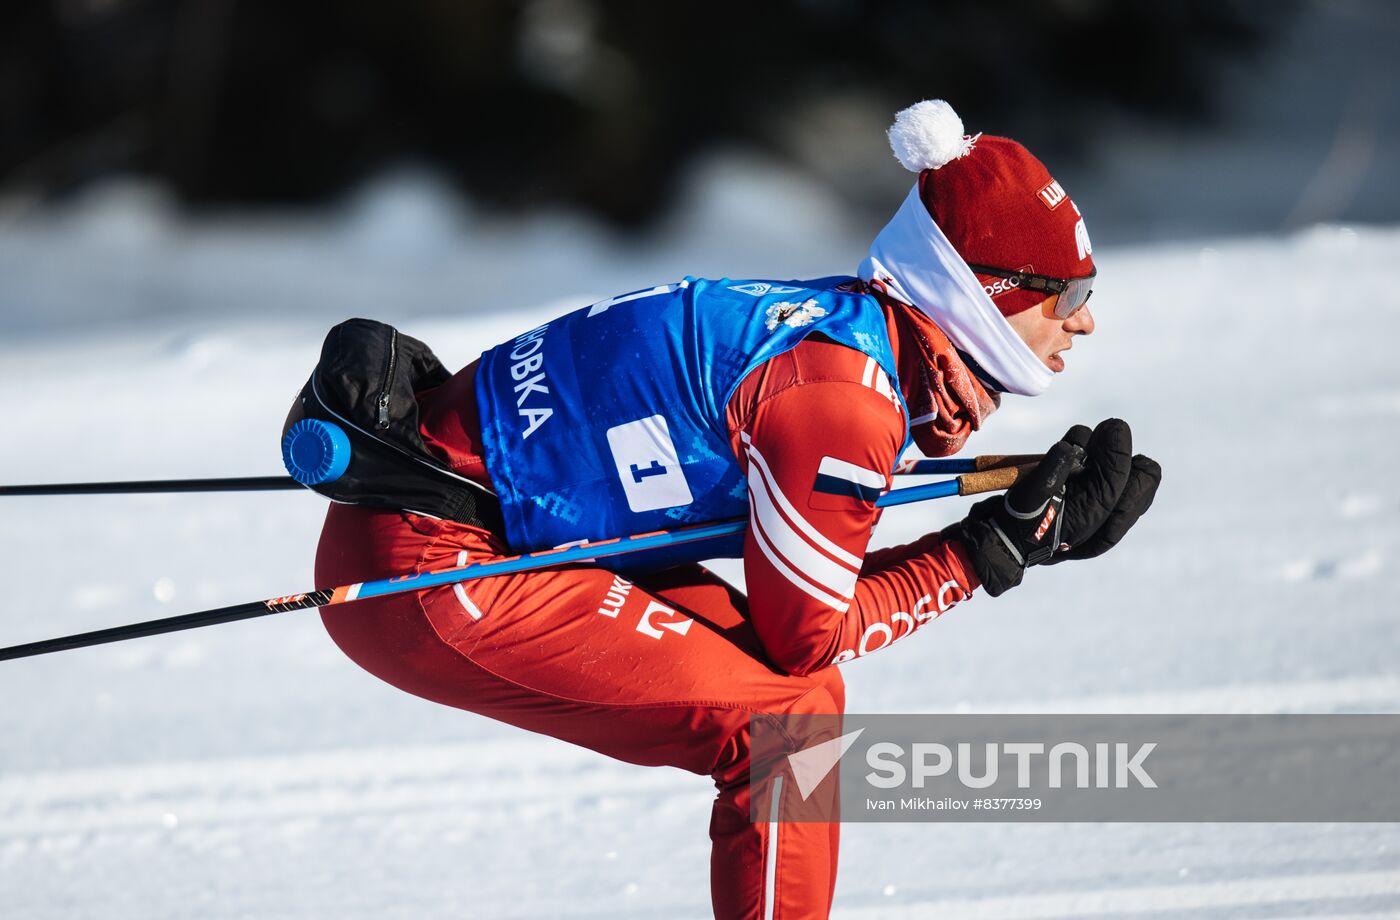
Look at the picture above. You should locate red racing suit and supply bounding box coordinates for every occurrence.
[315,292,994,919]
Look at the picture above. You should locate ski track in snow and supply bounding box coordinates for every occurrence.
[3,222,1400,917]
[4,683,1400,919]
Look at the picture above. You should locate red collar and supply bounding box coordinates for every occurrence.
[864,281,999,457]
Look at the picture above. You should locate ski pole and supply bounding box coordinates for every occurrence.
[896,454,1040,476]
[0,464,1032,662]
[0,476,302,496]
[0,456,1042,497]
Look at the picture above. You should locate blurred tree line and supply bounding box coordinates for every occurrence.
[1,0,1289,226]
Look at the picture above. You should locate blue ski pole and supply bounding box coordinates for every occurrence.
[0,460,1033,662]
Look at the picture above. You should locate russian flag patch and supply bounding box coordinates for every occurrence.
[812,456,886,504]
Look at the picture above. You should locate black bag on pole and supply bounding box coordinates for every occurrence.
[282,318,503,532]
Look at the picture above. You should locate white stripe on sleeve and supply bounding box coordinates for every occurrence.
[746,461,859,601]
[874,369,894,402]
[748,492,852,612]
[742,432,863,569]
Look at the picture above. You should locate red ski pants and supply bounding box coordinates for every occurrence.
[316,504,844,919]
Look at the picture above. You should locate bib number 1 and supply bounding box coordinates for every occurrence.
[606,415,694,513]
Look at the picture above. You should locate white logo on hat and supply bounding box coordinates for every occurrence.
[983,276,1022,298]
[1074,219,1093,260]
[1038,180,1067,210]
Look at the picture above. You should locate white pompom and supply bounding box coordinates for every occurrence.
[887,99,974,172]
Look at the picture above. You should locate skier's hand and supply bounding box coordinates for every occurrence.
[950,419,1161,596]
[1043,418,1161,565]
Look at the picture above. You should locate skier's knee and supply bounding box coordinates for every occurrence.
[713,672,846,785]
[806,665,846,714]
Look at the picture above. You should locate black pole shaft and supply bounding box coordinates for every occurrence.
[1,460,980,497]
[0,476,302,496]
[0,591,330,661]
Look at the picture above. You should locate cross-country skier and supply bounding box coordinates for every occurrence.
[313,100,1161,919]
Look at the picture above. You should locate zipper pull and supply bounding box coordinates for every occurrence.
[376,392,391,429]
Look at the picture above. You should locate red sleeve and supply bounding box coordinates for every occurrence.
[727,338,981,676]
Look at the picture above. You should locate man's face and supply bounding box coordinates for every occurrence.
[1003,295,1096,373]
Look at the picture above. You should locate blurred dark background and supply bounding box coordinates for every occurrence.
[1,0,1306,227]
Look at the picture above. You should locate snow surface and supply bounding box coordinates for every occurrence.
[2,179,1399,917]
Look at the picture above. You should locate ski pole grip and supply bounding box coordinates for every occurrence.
[958,463,1038,496]
[974,453,1043,471]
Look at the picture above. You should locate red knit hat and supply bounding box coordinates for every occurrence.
[889,101,1095,317]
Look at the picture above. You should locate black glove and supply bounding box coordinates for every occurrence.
[950,419,1162,597]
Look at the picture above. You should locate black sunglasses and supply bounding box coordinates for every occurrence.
[967,264,1096,319]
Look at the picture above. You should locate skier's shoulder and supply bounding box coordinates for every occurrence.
[778,333,896,390]
[727,334,903,438]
